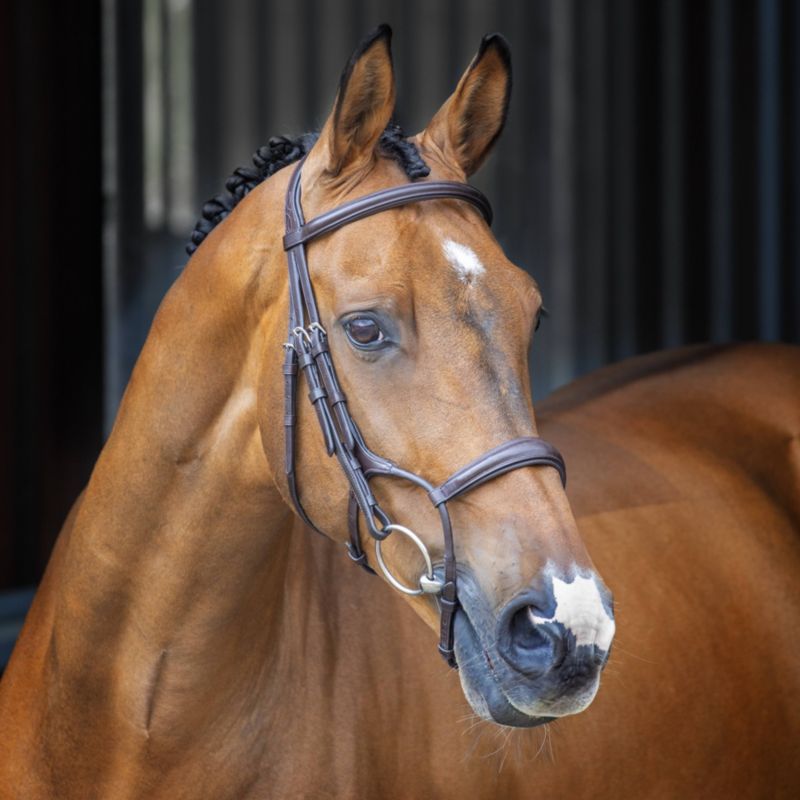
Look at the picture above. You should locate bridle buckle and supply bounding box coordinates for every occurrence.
[419,574,445,595]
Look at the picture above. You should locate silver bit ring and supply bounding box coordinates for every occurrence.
[374,524,443,596]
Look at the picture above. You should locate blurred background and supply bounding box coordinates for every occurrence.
[1,0,799,664]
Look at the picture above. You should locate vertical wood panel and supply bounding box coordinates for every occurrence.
[575,0,608,375]
[316,0,348,122]
[634,4,661,354]
[192,0,223,203]
[731,3,758,338]
[221,0,261,169]
[608,0,636,360]
[710,0,733,341]
[166,0,195,234]
[549,0,576,388]
[408,0,449,133]
[789,0,800,341]
[513,3,553,399]
[757,0,781,339]
[269,0,306,133]
[682,1,711,343]
[661,0,684,348]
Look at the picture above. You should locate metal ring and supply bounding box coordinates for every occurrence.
[374,524,442,596]
[308,322,327,336]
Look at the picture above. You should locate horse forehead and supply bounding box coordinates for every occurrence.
[441,239,486,284]
[321,208,501,284]
[311,196,523,318]
[383,214,494,294]
[419,223,525,316]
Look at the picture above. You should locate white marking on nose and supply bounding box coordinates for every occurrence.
[442,239,485,284]
[529,575,615,652]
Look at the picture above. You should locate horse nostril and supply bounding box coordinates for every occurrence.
[503,606,567,675]
[510,607,552,652]
[497,574,615,680]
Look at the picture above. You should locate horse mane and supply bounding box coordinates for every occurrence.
[186,121,430,256]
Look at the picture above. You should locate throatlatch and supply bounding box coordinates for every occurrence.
[281,159,566,667]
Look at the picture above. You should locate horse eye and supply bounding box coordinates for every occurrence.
[344,317,386,349]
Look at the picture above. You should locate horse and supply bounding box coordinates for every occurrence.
[2,25,799,799]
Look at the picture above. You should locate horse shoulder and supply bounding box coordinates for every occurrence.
[0,494,86,795]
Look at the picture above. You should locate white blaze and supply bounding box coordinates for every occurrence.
[529,575,615,652]
[442,239,485,284]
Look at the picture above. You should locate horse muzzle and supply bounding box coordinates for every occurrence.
[453,569,615,728]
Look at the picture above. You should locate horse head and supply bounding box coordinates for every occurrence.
[252,26,615,728]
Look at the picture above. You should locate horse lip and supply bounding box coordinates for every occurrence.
[453,605,553,729]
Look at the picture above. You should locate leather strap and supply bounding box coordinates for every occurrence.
[428,437,566,507]
[283,181,492,250]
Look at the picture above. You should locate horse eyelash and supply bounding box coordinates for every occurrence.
[536,305,550,331]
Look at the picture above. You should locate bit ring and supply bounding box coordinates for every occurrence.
[374,524,443,596]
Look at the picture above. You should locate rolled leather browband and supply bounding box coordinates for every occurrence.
[281,159,567,668]
[283,180,493,249]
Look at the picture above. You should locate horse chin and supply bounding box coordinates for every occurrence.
[453,609,554,729]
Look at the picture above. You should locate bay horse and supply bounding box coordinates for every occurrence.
[2,26,799,799]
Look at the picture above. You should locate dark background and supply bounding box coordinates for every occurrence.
[2,0,799,660]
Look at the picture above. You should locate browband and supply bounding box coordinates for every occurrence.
[284,180,493,250]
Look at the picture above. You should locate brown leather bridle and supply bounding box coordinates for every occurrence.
[282,160,566,667]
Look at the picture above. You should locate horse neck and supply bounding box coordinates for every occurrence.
[43,179,300,740]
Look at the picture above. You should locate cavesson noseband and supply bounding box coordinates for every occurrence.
[282,160,566,667]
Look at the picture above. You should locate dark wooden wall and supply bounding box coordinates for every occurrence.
[0,1,103,591]
[108,0,800,416]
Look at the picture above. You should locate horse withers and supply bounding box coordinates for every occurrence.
[1,25,798,800]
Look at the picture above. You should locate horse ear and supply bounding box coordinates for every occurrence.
[419,34,512,177]
[313,25,396,178]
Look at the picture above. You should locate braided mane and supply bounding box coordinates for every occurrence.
[187,121,429,256]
